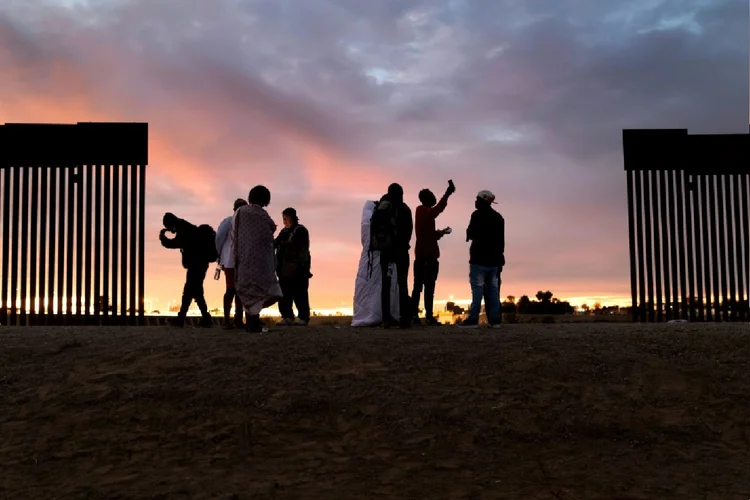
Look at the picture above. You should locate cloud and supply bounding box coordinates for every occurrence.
[0,0,746,309]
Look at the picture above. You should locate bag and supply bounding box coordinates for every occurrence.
[369,199,398,254]
[197,224,219,264]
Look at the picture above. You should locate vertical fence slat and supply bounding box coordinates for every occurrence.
[20,166,30,325]
[684,174,696,321]
[724,175,737,320]
[716,175,729,321]
[651,170,663,321]
[48,168,57,320]
[103,165,111,322]
[11,166,21,325]
[635,171,646,322]
[129,164,138,325]
[2,167,10,324]
[734,174,747,321]
[75,165,84,321]
[94,164,102,321]
[66,166,75,321]
[38,167,48,320]
[29,166,39,324]
[658,170,671,321]
[138,163,146,324]
[742,175,750,320]
[699,175,712,321]
[627,170,638,321]
[707,175,720,321]
[121,165,129,321]
[85,164,93,320]
[675,171,688,320]
[112,164,120,324]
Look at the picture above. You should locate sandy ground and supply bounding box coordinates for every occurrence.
[1,323,749,500]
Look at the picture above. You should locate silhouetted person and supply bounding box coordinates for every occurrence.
[160,212,215,328]
[371,183,413,328]
[411,180,455,325]
[275,207,313,326]
[216,198,248,329]
[458,190,505,329]
[233,185,283,333]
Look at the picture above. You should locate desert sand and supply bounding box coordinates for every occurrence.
[1,322,749,499]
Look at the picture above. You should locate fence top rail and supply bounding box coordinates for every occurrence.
[0,122,148,167]
[622,127,750,174]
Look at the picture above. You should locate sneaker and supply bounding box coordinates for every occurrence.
[199,316,213,328]
[412,316,423,326]
[293,319,308,326]
[276,317,294,326]
[424,316,440,326]
[490,323,502,329]
[457,319,480,329]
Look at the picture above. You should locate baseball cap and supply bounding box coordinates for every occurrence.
[477,190,497,204]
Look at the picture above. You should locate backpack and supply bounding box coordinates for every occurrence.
[197,224,219,264]
[369,199,399,254]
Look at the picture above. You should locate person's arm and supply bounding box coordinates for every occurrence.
[232,211,240,266]
[498,216,505,269]
[159,229,183,249]
[429,192,450,218]
[466,211,478,242]
[404,205,413,246]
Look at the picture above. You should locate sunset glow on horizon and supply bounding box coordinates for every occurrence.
[1,0,747,315]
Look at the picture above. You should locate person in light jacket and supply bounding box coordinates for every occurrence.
[215,198,248,329]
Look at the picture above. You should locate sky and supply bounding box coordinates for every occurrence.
[1,0,748,314]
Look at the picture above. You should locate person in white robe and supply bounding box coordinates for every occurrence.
[351,200,401,327]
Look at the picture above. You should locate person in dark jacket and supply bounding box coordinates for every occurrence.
[377,183,414,328]
[274,207,312,326]
[160,212,213,328]
[458,190,505,329]
[411,179,455,325]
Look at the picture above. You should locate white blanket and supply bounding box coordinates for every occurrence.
[351,201,400,326]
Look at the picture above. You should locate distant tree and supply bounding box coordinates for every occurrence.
[517,295,532,314]
[505,295,515,304]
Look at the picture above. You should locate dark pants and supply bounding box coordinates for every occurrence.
[411,259,440,319]
[178,264,210,318]
[278,277,311,322]
[479,267,503,324]
[381,251,411,326]
[223,268,244,325]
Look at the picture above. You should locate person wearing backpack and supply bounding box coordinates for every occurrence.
[411,179,456,326]
[371,183,414,328]
[215,198,248,330]
[160,212,215,328]
[274,207,312,326]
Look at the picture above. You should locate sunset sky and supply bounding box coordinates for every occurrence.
[1,0,748,314]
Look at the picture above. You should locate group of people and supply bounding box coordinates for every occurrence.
[160,185,312,333]
[159,180,505,332]
[352,180,505,329]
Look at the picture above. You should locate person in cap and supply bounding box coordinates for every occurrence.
[215,198,248,329]
[274,207,313,326]
[458,190,505,329]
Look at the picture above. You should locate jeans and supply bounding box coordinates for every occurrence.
[468,264,501,324]
[381,251,411,325]
[278,277,311,322]
[178,264,210,318]
[483,268,502,323]
[411,259,440,319]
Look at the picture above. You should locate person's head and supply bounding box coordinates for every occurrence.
[418,188,437,207]
[233,198,248,212]
[282,207,298,229]
[475,190,497,210]
[163,212,179,231]
[387,183,404,203]
[248,185,271,207]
